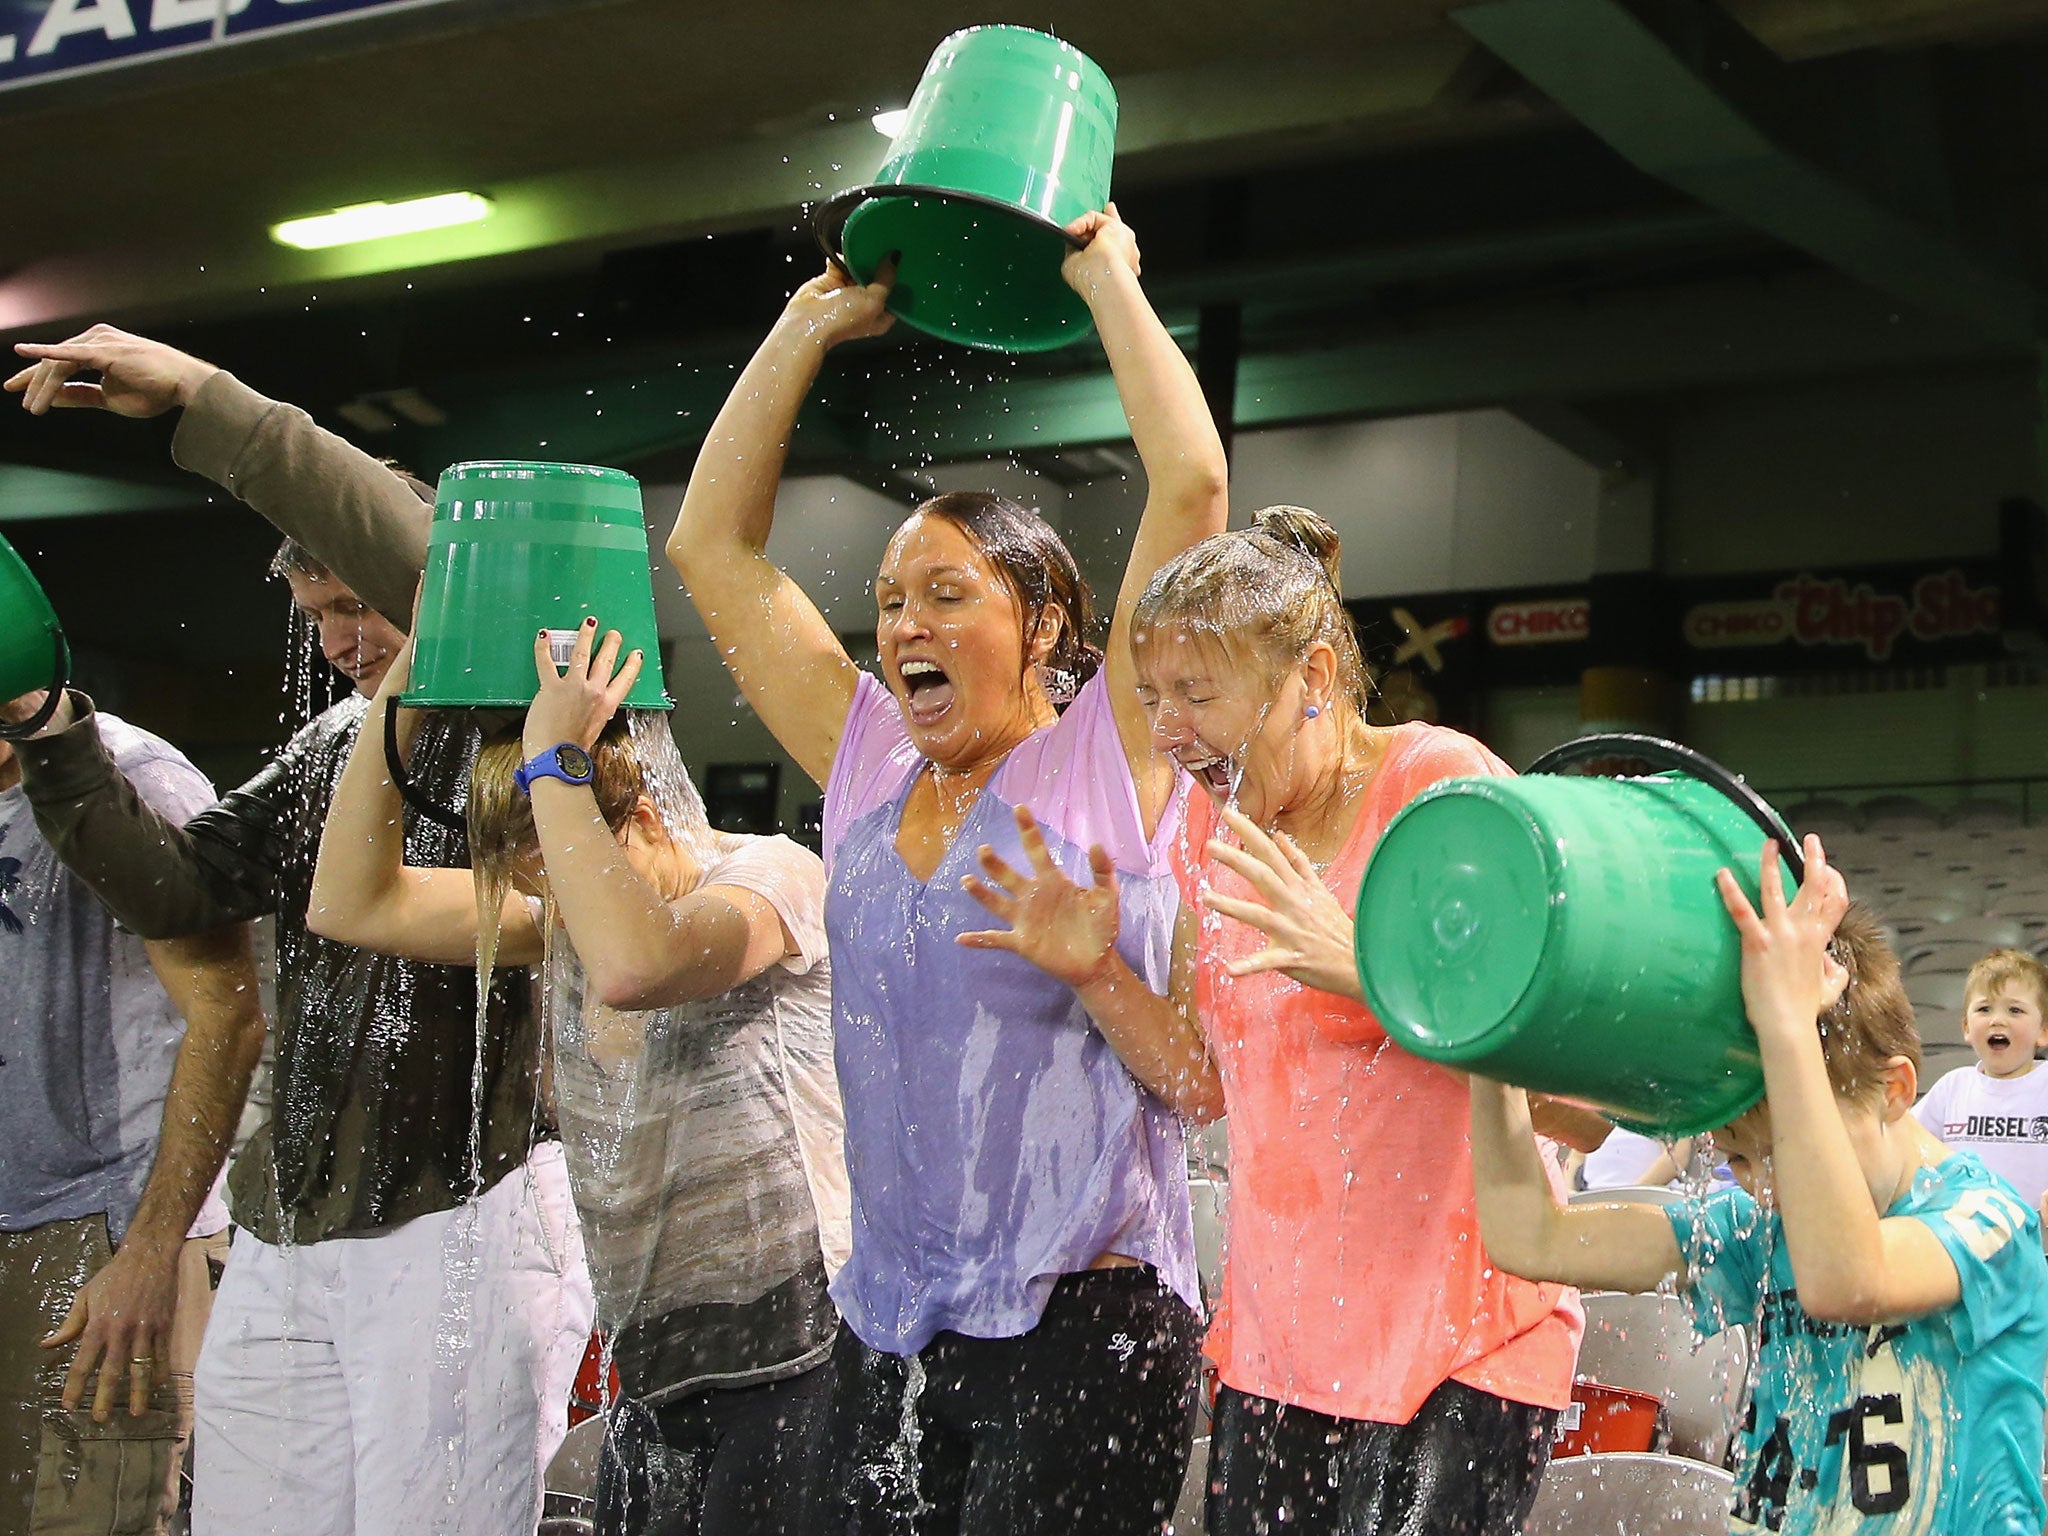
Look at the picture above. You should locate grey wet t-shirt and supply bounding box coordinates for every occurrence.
[0,714,215,1240]
[546,832,850,1399]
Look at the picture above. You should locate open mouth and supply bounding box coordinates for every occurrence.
[1176,748,1236,796]
[898,659,956,727]
[1988,1031,2013,1051]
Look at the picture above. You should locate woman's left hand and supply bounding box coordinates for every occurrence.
[958,805,1122,991]
[524,617,643,758]
[1060,202,1140,301]
[1201,806,1364,1002]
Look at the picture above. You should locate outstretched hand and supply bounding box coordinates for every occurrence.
[1714,835,1851,1042]
[6,324,217,418]
[958,805,1122,990]
[1060,202,1141,300]
[1200,806,1364,1001]
[524,617,643,758]
[783,258,898,350]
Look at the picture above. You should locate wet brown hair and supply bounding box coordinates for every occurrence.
[1965,948,2048,1014]
[913,492,1102,703]
[1131,505,1369,712]
[468,719,645,873]
[270,538,331,582]
[1817,903,1921,1105]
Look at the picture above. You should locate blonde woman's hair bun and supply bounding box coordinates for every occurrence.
[1251,505,1343,592]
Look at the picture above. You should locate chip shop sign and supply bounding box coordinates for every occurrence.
[0,0,454,89]
[1683,568,2000,663]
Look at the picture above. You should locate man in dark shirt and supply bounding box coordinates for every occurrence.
[7,328,593,1535]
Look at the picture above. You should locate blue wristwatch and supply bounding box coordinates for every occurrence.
[513,743,595,795]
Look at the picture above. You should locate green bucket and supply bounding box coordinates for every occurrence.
[0,531,71,739]
[1354,735,1801,1138]
[401,461,672,712]
[815,25,1117,352]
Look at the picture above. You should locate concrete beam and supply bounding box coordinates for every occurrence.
[1451,0,2041,348]
[386,266,1996,473]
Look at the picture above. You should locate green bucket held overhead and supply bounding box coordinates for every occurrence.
[402,461,672,712]
[0,531,71,740]
[815,25,1117,352]
[1354,735,1803,1138]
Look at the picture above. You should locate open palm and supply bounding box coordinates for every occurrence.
[959,805,1120,990]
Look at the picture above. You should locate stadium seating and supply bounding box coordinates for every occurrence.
[1523,1451,1735,1535]
[1573,1294,1749,1466]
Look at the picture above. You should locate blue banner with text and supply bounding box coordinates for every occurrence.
[0,0,454,91]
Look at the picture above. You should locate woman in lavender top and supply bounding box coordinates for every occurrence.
[667,208,1229,1534]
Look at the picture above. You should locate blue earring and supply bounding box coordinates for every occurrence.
[1303,703,1322,719]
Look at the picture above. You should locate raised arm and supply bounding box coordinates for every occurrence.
[519,623,797,1011]
[664,269,896,787]
[8,324,427,626]
[44,923,265,1420]
[1062,210,1230,826]
[1468,1076,1685,1292]
[1719,839,1964,1325]
[308,647,538,966]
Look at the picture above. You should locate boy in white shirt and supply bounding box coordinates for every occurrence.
[1913,948,2048,1232]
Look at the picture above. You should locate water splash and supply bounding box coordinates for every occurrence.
[280,599,326,733]
[468,857,511,1198]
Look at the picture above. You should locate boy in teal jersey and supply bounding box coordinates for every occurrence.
[1469,836,2048,1535]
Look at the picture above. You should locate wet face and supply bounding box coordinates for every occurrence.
[1133,626,1311,825]
[286,570,406,697]
[874,513,1047,770]
[1709,1105,1775,1198]
[1711,1091,1894,1205]
[1963,982,2047,1079]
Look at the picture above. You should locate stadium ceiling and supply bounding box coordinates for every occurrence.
[3,0,2048,498]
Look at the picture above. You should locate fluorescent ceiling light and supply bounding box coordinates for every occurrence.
[271,192,493,251]
[872,108,909,137]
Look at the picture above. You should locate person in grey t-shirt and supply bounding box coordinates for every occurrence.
[311,626,849,1536]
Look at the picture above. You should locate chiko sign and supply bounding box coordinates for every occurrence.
[1683,569,2000,663]
[0,0,454,88]
[1487,597,1589,647]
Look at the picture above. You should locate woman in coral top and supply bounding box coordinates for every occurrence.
[962,507,1583,1536]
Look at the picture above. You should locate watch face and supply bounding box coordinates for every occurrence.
[557,745,594,779]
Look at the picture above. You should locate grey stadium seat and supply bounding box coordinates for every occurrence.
[1524,1452,1734,1536]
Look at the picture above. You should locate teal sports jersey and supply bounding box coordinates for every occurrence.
[1668,1153,2048,1535]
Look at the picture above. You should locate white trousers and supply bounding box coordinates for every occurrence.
[192,1143,593,1536]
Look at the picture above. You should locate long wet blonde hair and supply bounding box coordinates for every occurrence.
[468,718,647,880]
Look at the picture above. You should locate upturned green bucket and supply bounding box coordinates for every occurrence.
[400,461,672,712]
[816,25,1117,352]
[0,531,70,739]
[1353,735,1801,1138]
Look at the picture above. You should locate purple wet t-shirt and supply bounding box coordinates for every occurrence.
[823,669,1199,1354]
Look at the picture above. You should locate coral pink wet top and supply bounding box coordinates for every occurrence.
[1176,722,1583,1424]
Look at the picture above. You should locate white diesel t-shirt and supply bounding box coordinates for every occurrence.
[1915,1064,2048,1207]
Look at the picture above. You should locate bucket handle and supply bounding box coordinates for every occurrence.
[383,704,469,838]
[1525,732,1806,885]
[812,184,1088,283]
[0,626,72,743]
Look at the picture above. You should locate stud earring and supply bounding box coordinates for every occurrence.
[1303,703,1322,719]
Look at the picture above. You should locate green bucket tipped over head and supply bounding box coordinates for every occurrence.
[0,531,70,732]
[816,24,1117,353]
[1353,736,1801,1139]
[401,461,672,713]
